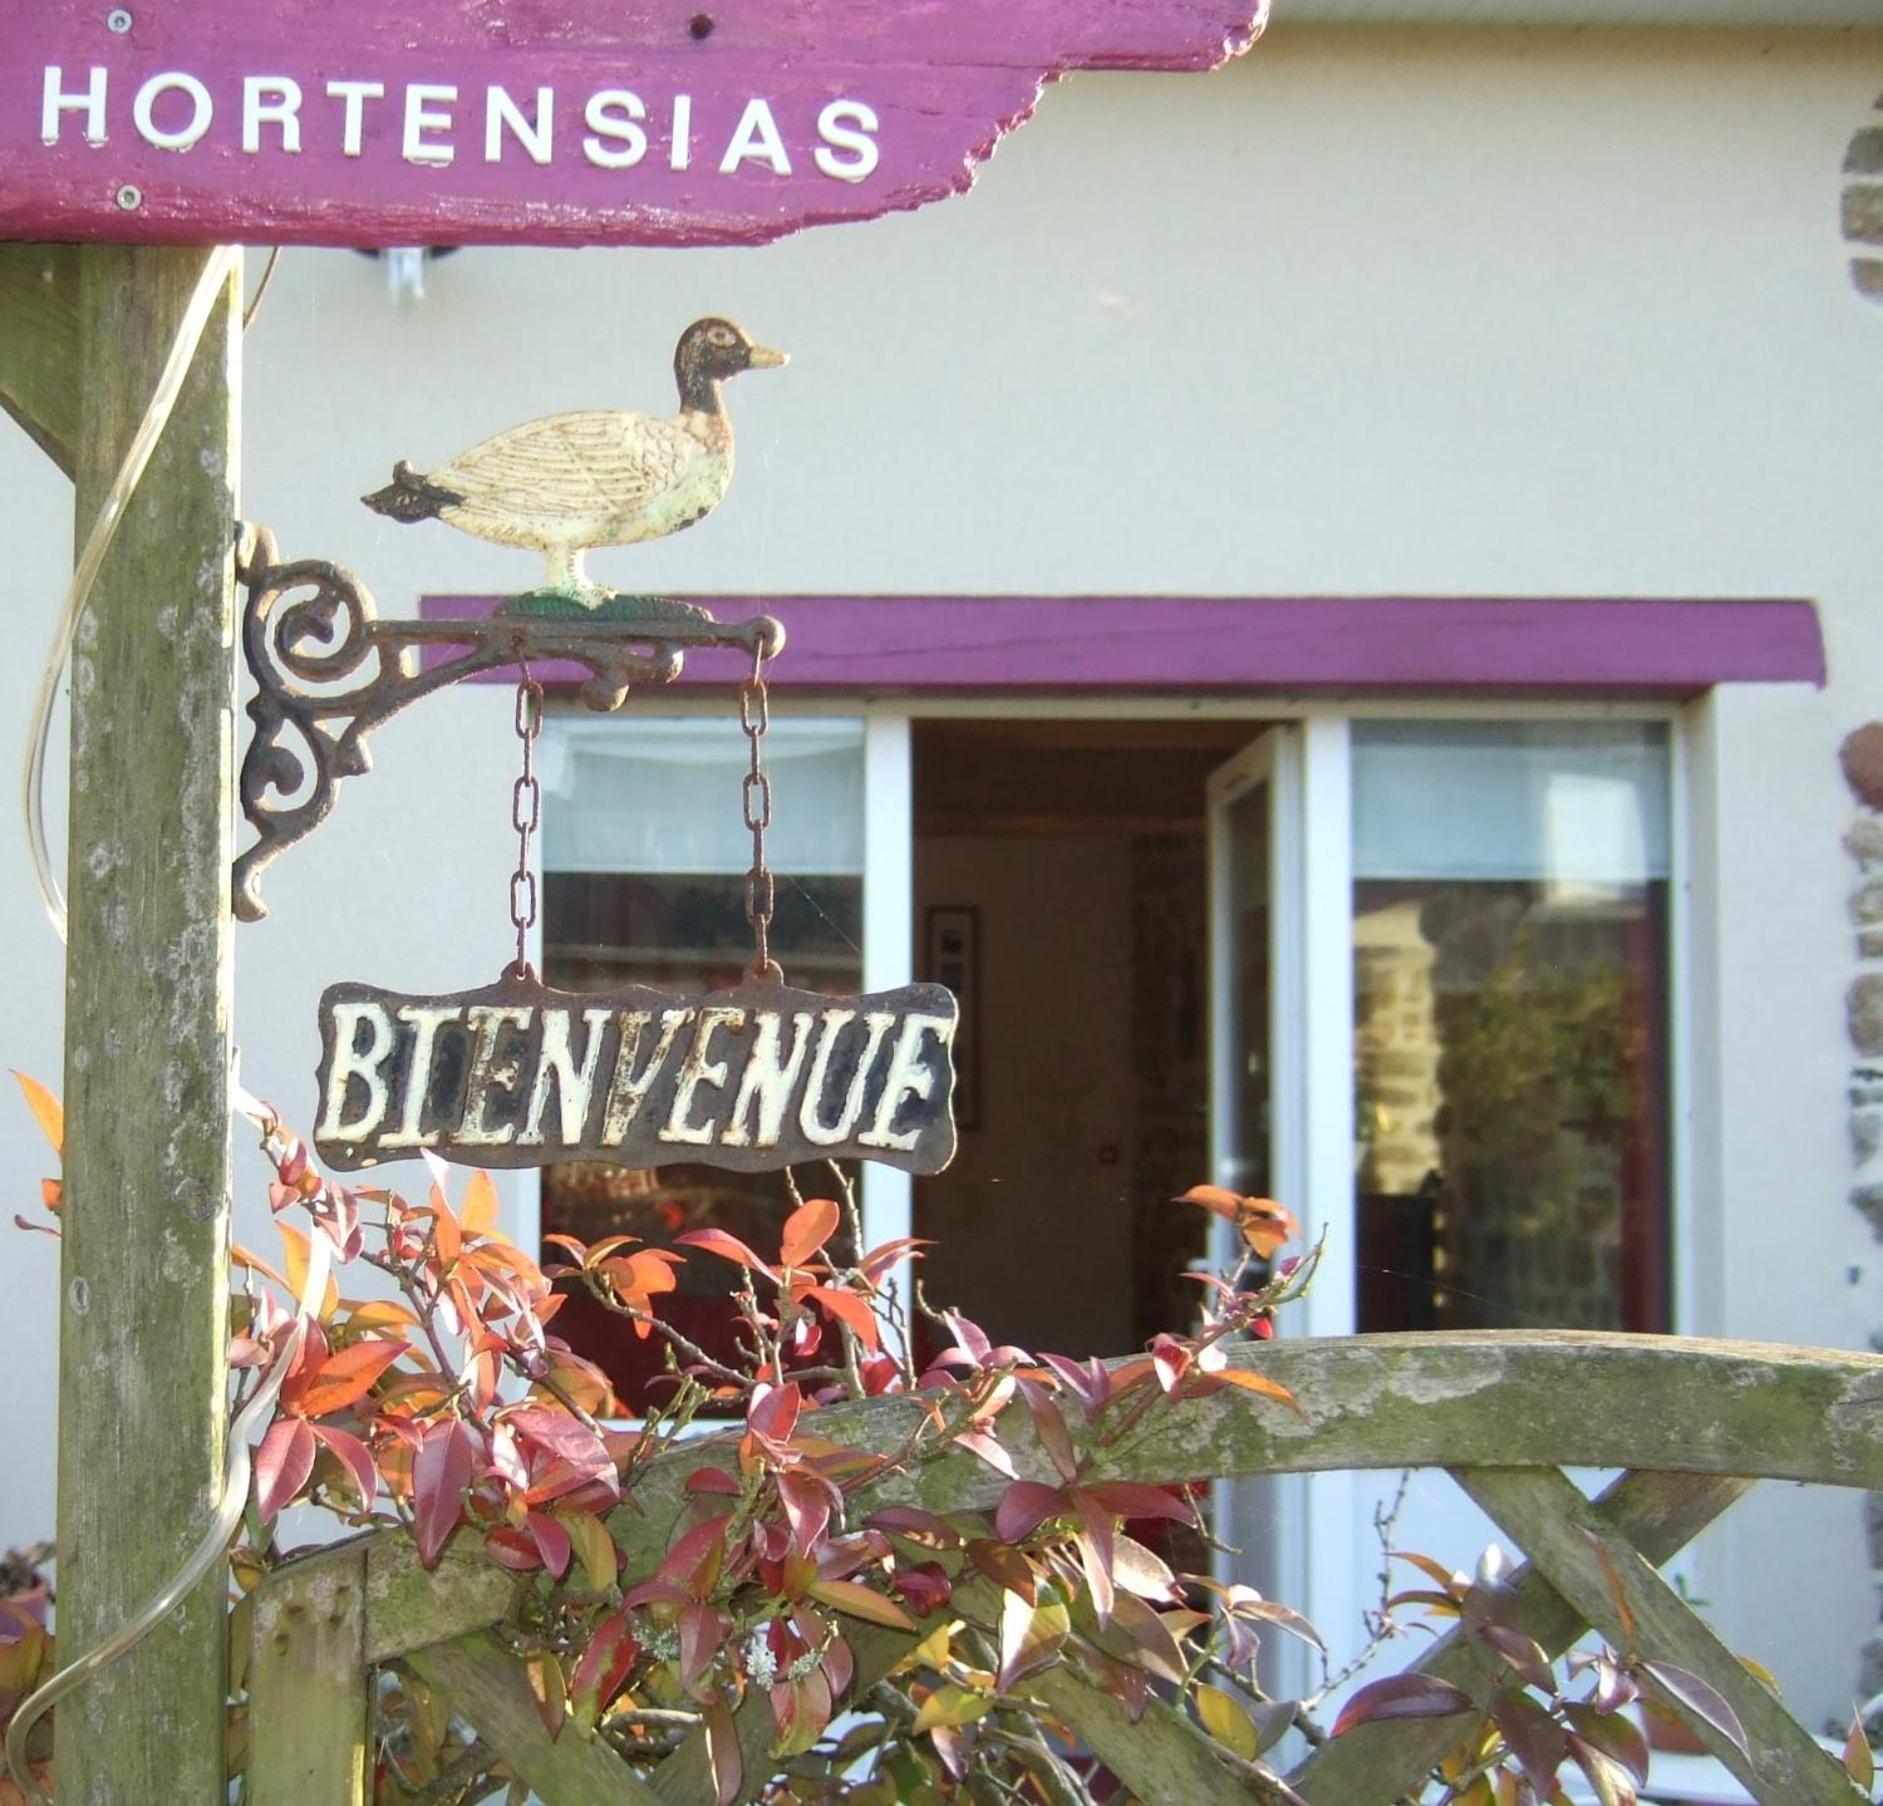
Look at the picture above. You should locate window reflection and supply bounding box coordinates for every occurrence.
[1350,723,1671,1334]
[539,718,867,1411]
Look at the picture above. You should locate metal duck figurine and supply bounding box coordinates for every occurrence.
[362,317,786,613]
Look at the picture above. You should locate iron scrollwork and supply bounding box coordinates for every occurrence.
[233,524,784,922]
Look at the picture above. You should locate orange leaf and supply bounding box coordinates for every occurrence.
[780,1198,841,1270]
[1213,1368,1306,1416]
[11,1071,63,1154]
[807,1579,917,1631]
[460,1170,500,1236]
[808,1284,881,1352]
[279,1223,339,1321]
[298,1338,410,1417]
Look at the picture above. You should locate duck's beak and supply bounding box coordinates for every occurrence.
[747,344,789,369]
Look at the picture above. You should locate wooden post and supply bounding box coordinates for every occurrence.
[53,245,239,1801]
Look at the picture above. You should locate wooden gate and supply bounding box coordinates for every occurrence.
[246,1330,1883,1805]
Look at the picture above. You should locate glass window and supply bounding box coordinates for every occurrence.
[1350,721,1672,1334]
[539,716,867,1410]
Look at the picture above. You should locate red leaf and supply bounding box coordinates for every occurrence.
[679,1599,724,1690]
[995,1480,1068,1546]
[685,1466,743,1498]
[484,1524,544,1572]
[1331,1673,1475,1738]
[255,1415,316,1521]
[704,1695,742,1806]
[297,1338,410,1418]
[1077,1482,1197,1528]
[659,1514,730,1597]
[748,1381,802,1446]
[1018,1378,1080,1484]
[780,1198,841,1269]
[865,1507,961,1548]
[310,1424,378,1508]
[570,1610,640,1728]
[413,1418,475,1569]
[954,1429,1016,1479]
[675,1227,773,1274]
[1640,1660,1751,1763]
[525,1509,574,1578]
[858,1236,931,1286]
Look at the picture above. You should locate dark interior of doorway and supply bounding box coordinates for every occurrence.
[911,717,1264,1363]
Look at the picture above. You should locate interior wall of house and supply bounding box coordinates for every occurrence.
[913,834,1139,1358]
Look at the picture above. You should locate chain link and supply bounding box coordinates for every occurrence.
[508,650,544,979]
[739,640,780,982]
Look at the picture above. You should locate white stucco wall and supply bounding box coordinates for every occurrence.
[2,22,1881,1727]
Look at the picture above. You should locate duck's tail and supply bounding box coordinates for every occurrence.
[361,460,464,524]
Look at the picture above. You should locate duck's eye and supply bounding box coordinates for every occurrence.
[708,326,736,346]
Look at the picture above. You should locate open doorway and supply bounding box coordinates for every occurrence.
[911,717,1273,1361]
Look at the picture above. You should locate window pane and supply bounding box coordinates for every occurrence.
[1350,721,1671,1334]
[540,716,866,1411]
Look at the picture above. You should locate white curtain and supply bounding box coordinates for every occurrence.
[541,717,866,877]
[1352,721,1670,885]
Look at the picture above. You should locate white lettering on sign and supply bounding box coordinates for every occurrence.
[402,83,457,165]
[33,66,882,184]
[314,979,957,1176]
[31,66,884,183]
[134,71,215,151]
[243,76,303,154]
[583,89,647,169]
[326,79,385,157]
[814,100,879,182]
[485,84,553,165]
[41,65,107,146]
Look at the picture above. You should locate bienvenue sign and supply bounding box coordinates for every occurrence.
[0,1,1263,247]
[314,974,959,1175]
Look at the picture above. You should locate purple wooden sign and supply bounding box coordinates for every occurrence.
[0,1,1264,248]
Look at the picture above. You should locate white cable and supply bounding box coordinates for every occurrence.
[4,1230,332,1804]
[23,244,242,943]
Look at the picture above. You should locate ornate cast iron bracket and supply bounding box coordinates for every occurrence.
[233,524,784,923]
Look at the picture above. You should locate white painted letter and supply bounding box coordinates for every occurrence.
[317,1002,396,1143]
[662,1008,746,1145]
[242,76,303,153]
[41,66,107,146]
[485,84,553,164]
[326,80,385,157]
[669,93,692,169]
[380,1004,463,1149]
[814,99,879,182]
[133,72,213,152]
[601,1009,693,1144]
[858,1012,954,1151]
[456,1005,534,1145]
[403,84,457,165]
[584,89,647,168]
[721,1011,814,1149]
[519,1007,612,1146]
[718,97,790,176]
[799,1010,896,1147]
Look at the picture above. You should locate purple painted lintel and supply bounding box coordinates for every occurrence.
[419,594,1826,698]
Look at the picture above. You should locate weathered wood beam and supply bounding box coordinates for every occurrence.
[335,1331,1883,1663]
[248,1540,370,1806]
[1453,1465,1858,1806]
[1289,1468,1752,1805]
[54,245,239,1803]
[404,1631,663,1806]
[0,243,80,475]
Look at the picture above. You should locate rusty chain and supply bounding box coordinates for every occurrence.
[508,648,544,979]
[740,639,780,983]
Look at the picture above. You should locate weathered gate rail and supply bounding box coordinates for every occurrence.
[247,1331,1883,1805]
